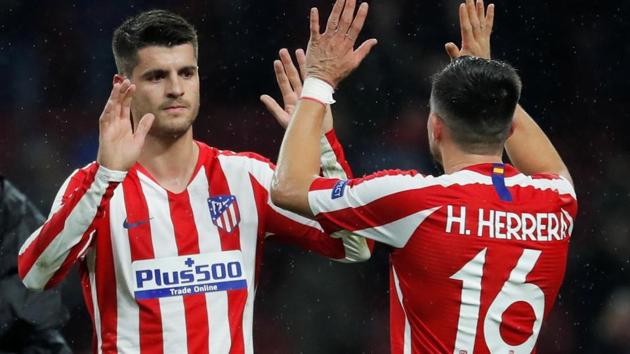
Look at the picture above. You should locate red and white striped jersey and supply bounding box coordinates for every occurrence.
[308,163,577,354]
[18,131,372,354]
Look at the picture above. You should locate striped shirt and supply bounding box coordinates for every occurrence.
[18,131,371,354]
[308,163,577,354]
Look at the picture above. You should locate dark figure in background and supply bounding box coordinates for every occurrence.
[0,177,71,354]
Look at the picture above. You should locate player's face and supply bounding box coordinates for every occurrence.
[129,44,200,139]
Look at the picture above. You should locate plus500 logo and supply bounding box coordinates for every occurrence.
[135,261,243,289]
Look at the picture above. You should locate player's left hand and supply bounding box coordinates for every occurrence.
[444,0,495,60]
[260,48,333,132]
[305,0,377,88]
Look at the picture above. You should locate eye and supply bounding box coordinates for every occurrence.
[181,68,196,79]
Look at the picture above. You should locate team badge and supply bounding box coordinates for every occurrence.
[208,195,240,233]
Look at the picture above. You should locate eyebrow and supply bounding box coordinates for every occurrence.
[139,65,199,80]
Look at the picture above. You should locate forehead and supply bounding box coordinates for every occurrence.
[132,43,197,75]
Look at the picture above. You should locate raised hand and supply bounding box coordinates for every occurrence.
[260,48,333,132]
[445,0,495,60]
[305,0,377,88]
[96,79,155,171]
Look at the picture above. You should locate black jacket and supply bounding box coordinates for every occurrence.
[0,177,71,354]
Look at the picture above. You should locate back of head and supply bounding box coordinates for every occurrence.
[430,56,522,154]
[112,9,198,76]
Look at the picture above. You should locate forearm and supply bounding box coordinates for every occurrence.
[272,99,326,216]
[505,104,572,183]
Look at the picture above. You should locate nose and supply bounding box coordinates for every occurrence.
[166,72,184,99]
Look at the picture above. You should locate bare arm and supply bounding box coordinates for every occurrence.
[271,0,377,215]
[445,0,572,184]
[506,105,572,183]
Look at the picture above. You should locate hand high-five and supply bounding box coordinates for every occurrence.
[260,48,333,132]
[96,79,155,171]
[445,0,495,60]
[306,0,377,88]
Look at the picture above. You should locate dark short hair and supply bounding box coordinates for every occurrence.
[430,56,522,154]
[112,10,198,76]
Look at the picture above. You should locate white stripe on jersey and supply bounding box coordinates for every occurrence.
[187,168,232,353]
[352,206,441,248]
[310,170,576,214]
[21,172,110,289]
[109,187,141,354]
[320,135,345,178]
[217,155,260,354]
[138,172,188,353]
[392,266,411,354]
[86,247,103,354]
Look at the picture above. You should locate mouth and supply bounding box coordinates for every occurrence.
[163,105,188,114]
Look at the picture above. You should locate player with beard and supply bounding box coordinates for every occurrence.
[271,0,577,352]
[17,10,371,354]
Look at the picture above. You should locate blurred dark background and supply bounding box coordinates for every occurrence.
[1,0,629,353]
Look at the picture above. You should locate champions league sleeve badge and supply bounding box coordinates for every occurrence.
[208,195,241,233]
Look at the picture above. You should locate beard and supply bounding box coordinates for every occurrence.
[429,143,445,175]
[149,104,199,139]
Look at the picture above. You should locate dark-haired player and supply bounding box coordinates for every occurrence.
[17,9,371,354]
[271,0,577,352]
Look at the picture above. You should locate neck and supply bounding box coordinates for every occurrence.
[440,142,503,174]
[137,128,199,193]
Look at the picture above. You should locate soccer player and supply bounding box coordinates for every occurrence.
[271,0,577,353]
[17,10,371,354]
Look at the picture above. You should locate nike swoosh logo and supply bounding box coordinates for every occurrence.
[123,218,153,229]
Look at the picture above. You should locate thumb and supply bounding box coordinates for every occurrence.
[133,113,155,145]
[445,42,461,59]
[353,38,378,67]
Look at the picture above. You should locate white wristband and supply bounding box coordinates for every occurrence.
[301,77,336,105]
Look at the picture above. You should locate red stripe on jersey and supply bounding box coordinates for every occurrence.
[168,191,210,354]
[93,204,119,353]
[123,174,164,354]
[208,160,246,354]
[309,177,340,191]
[248,174,268,287]
[18,163,99,281]
[324,130,353,178]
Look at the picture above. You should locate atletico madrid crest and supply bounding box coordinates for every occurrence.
[208,195,240,233]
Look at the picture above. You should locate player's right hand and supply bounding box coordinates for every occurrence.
[96,79,155,171]
[304,0,377,88]
[444,0,495,60]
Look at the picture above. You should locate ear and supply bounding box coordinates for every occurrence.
[113,74,126,85]
[429,113,444,142]
[507,120,516,138]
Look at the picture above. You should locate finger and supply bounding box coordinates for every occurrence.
[352,38,377,67]
[120,84,136,121]
[338,0,356,34]
[477,0,485,28]
[295,49,307,79]
[459,3,474,47]
[310,7,320,38]
[260,95,290,128]
[444,42,462,59]
[484,4,495,35]
[466,0,481,37]
[347,2,369,45]
[101,83,121,118]
[325,0,345,32]
[279,48,302,94]
[133,113,155,145]
[273,60,294,104]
